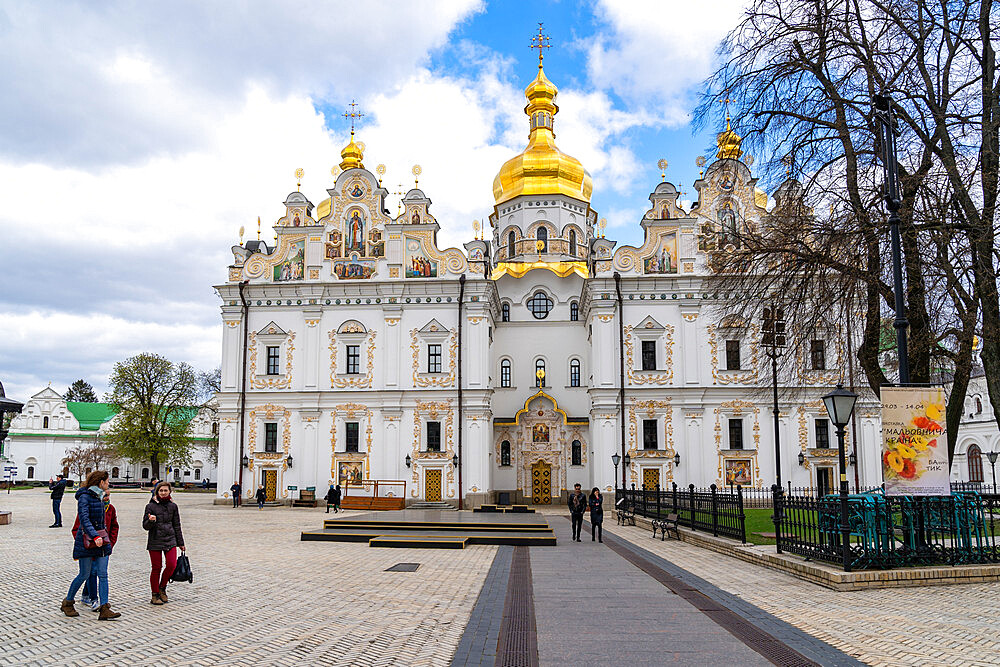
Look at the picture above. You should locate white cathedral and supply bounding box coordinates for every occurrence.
[214,57,884,507]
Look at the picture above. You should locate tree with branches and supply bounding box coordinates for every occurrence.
[64,379,98,402]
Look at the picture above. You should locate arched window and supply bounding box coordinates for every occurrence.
[500,359,512,388]
[194,468,201,480]
[27,466,34,479]
[212,422,219,435]
[535,359,546,387]
[570,359,581,387]
[43,416,49,429]
[571,440,582,466]
[141,467,149,479]
[537,226,548,252]
[976,396,983,414]
[569,229,577,256]
[570,301,579,321]
[527,291,553,319]
[508,231,516,257]
[500,440,511,467]
[502,303,510,322]
[111,467,119,479]
[969,444,984,483]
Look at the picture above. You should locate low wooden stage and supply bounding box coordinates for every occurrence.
[300,510,557,549]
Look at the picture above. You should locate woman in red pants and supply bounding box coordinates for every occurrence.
[142,481,186,605]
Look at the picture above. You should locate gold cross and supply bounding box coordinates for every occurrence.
[530,23,551,69]
[393,183,406,215]
[343,100,364,134]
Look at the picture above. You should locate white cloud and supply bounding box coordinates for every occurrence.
[585,0,746,125]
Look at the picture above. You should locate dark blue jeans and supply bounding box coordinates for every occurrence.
[67,556,109,605]
[52,499,62,525]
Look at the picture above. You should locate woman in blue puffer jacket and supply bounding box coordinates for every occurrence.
[60,470,122,620]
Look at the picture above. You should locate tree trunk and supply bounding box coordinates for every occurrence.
[150,453,160,482]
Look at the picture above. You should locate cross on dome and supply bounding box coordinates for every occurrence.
[530,22,551,69]
[343,100,365,136]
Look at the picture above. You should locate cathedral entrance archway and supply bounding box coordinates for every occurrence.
[425,469,442,502]
[531,461,552,504]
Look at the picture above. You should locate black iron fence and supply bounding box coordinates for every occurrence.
[773,487,1000,570]
[618,483,746,543]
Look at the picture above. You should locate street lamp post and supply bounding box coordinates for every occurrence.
[873,94,910,385]
[988,451,999,495]
[611,453,621,499]
[823,384,859,572]
[763,306,787,548]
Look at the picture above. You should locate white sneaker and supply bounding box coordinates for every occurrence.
[90,600,101,612]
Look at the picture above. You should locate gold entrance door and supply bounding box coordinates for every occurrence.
[425,469,442,502]
[531,461,552,505]
[263,470,277,502]
[643,467,660,491]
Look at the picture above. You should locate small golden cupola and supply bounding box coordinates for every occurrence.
[492,28,592,205]
[716,111,743,160]
[338,130,364,171]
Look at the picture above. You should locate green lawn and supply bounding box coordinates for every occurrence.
[744,508,777,545]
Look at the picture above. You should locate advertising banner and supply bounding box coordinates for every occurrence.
[881,386,949,496]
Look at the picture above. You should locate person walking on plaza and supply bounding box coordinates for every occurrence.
[588,487,604,543]
[48,474,69,527]
[149,477,160,499]
[568,483,587,542]
[255,484,266,510]
[332,484,342,513]
[60,470,121,620]
[72,490,119,612]
[230,480,242,508]
[324,481,337,513]
[143,480,185,605]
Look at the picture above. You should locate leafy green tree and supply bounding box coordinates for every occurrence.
[64,379,98,402]
[103,353,199,480]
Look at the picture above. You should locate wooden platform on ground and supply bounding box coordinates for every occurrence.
[473,504,535,514]
[301,510,556,548]
[341,496,405,511]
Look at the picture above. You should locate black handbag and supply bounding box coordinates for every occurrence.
[171,552,193,583]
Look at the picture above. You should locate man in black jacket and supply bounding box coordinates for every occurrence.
[48,474,69,527]
[567,483,587,542]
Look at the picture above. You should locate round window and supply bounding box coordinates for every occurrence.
[527,291,553,319]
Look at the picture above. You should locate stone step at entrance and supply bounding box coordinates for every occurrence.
[407,501,457,510]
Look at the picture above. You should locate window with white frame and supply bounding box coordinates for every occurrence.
[642,419,658,450]
[500,440,511,466]
[810,339,826,370]
[428,344,443,373]
[570,359,581,387]
[725,340,741,370]
[535,359,546,387]
[815,418,830,449]
[571,440,582,465]
[502,303,510,322]
[266,346,280,375]
[264,422,278,453]
[728,419,744,449]
[346,345,360,374]
[641,341,657,371]
[501,359,512,388]
[570,301,579,321]
[345,422,359,452]
[426,421,442,452]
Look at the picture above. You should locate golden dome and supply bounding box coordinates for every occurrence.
[339,131,364,171]
[492,65,592,205]
[716,115,743,160]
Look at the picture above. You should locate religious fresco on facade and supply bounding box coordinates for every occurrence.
[411,210,421,224]
[291,209,303,226]
[725,459,752,486]
[368,228,384,258]
[345,209,366,253]
[349,183,365,198]
[332,256,376,280]
[338,461,364,487]
[532,423,550,443]
[643,232,677,274]
[718,201,738,244]
[404,237,437,277]
[272,240,304,282]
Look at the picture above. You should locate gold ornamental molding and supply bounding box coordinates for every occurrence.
[611,226,680,273]
[248,331,295,390]
[596,314,614,322]
[624,324,674,386]
[247,403,291,498]
[328,329,376,389]
[406,231,468,274]
[329,403,373,480]
[681,313,698,322]
[411,401,456,498]
[708,323,760,385]
[490,260,588,280]
[410,328,457,387]
[243,233,307,279]
[627,399,676,486]
[713,400,762,488]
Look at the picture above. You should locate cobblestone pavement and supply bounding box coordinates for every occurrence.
[596,518,1000,667]
[0,490,495,666]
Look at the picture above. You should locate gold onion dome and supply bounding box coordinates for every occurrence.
[339,131,364,171]
[492,65,593,204]
[716,115,743,160]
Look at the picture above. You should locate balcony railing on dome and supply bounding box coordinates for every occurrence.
[499,237,586,260]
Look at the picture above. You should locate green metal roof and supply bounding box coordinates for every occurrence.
[65,402,118,431]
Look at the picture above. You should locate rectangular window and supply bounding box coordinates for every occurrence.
[426,421,442,452]
[811,339,826,371]
[194,469,201,480]
[725,340,741,370]
[570,362,581,387]
[345,422,359,452]
[642,419,658,450]
[728,419,744,450]
[266,346,280,375]
[264,422,278,453]
[346,345,360,375]
[815,418,830,449]
[501,362,511,387]
[428,344,442,373]
[641,340,657,371]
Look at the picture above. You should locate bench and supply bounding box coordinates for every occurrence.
[651,513,680,541]
[616,508,636,526]
[293,489,318,508]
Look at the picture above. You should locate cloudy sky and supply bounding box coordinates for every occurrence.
[0,0,747,400]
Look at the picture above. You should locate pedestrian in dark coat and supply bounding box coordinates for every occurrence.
[143,481,186,605]
[588,487,604,543]
[72,490,119,611]
[61,470,121,620]
[48,474,69,527]
[255,485,266,510]
[567,483,587,542]
[324,481,337,513]
[230,481,242,508]
[333,484,342,512]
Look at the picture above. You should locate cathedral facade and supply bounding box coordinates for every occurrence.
[214,60,883,507]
